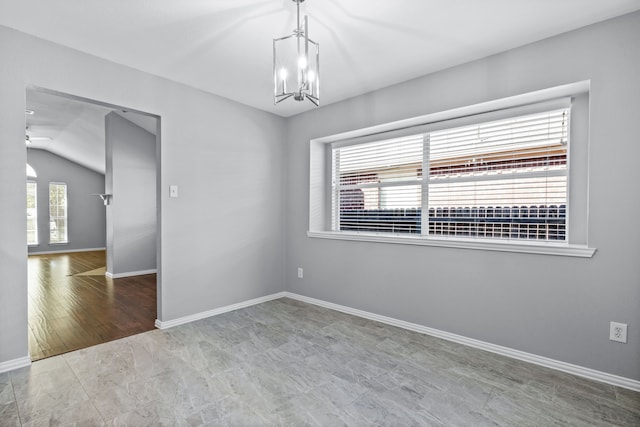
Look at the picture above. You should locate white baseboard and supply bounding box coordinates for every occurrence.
[155,292,287,329]
[0,356,31,374]
[28,247,106,256]
[106,268,157,279]
[283,292,640,392]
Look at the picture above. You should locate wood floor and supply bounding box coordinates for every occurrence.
[28,250,156,361]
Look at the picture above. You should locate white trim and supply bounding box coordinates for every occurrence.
[283,292,639,392]
[106,268,157,279]
[307,231,596,258]
[154,292,287,329]
[312,82,587,145]
[28,247,106,255]
[0,356,31,374]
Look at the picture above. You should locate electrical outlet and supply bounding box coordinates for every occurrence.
[297,267,303,279]
[609,322,627,343]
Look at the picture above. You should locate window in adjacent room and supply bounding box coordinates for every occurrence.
[26,163,37,178]
[27,180,38,245]
[49,182,68,244]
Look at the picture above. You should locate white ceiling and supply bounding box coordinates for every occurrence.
[2,0,640,118]
[9,1,640,173]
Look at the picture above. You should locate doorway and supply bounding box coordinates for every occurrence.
[25,87,161,360]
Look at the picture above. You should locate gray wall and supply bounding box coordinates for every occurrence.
[105,112,156,276]
[27,149,106,253]
[0,25,287,365]
[285,12,640,380]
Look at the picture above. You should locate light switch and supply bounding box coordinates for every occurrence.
[170,185,178,198]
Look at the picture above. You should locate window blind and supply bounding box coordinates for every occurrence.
[332,135,424,234]
[331,105,570,241]
[428,108,568,241]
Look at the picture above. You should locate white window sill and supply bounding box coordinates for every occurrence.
[49,242,69,246]
[307,231,596,258]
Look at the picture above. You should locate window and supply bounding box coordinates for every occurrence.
[26,163,37,178]
[332,106,568,242]
[49,182,68,244]
[27,181,38,245]
[310,83,595,257]
[429,110,569,241]
[332,134,424,234]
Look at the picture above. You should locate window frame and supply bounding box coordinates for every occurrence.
[49,181,68,245]
[308,82,595,258]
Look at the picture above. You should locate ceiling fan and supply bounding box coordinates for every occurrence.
[25,127,52,146]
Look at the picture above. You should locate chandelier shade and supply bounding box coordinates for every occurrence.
[273,0,319,106]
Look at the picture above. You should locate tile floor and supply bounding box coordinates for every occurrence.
[0,298,638,426]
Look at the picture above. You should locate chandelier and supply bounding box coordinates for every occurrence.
[273,0,319,106]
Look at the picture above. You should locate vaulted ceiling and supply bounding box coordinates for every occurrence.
[25,89,157,174]
[6,1,640,171]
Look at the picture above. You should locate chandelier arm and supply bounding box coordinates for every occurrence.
[305,93,319,107]
[275,93,294,104]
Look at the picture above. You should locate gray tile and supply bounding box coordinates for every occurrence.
[419,390,499,427]
[207,310,256,331]
[272,389,360,426]
[104,401,176,427]
[91,370,180,421]
[89,382,147,421]
[384,358,447,385]
[615,386,640,414]
[19,395,103,427]
[302,350,386,392]
[244,364,306,405]
[9,357,74,399]
[347,392,442,426]
[0,373,15,406]
[68,356,138,393]
[174,400,223,426]
[0,402,22,427]
[9,358,82,409]
[549,385,640,427]
[3,297,638,426]
[211,396,272,426]
[196,342,241,373]
[313,374,370,408]
[207,367,269,412]
[272,335,317,359]
[480,389,584,427]
[248,347,334,392]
